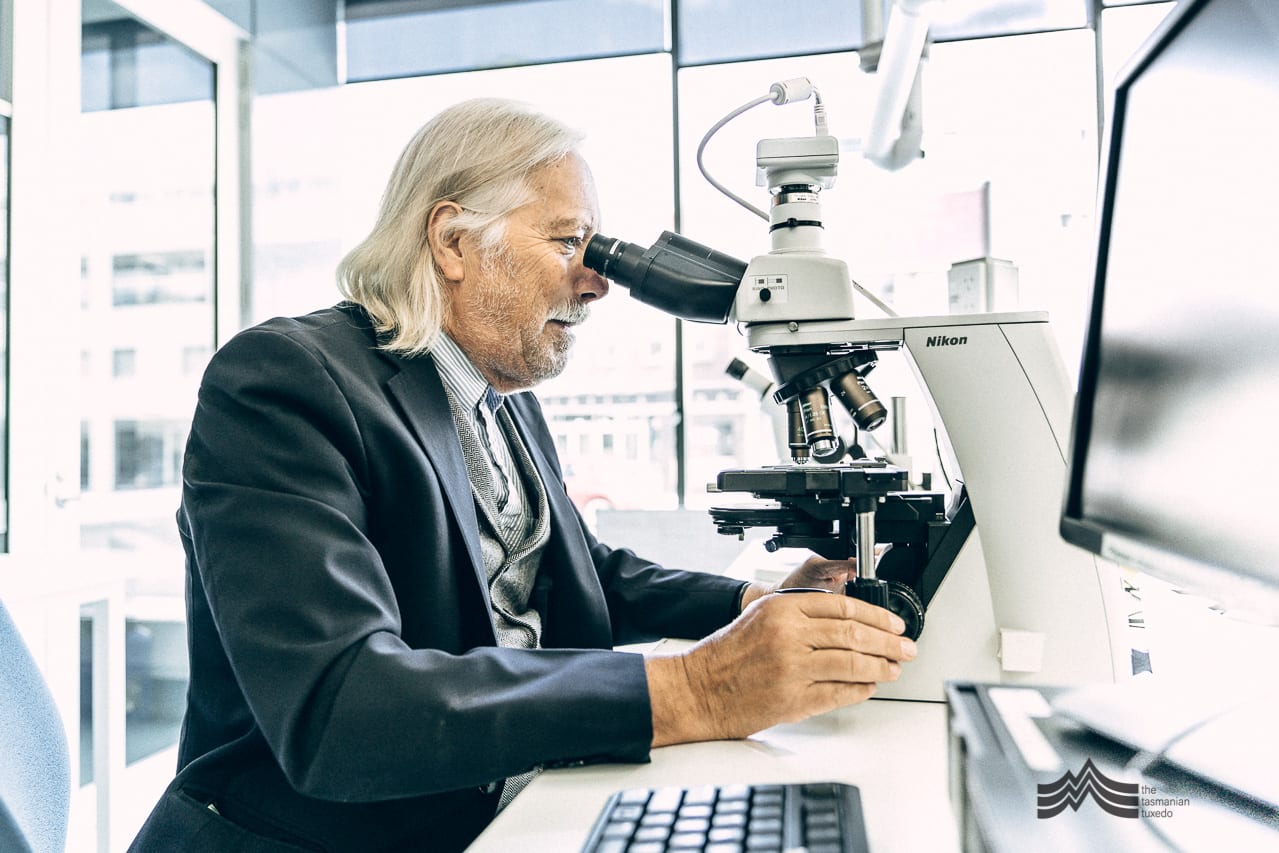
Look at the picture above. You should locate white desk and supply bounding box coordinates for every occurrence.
[468,697,960,852]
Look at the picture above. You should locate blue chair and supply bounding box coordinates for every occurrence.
[0,599,71,853]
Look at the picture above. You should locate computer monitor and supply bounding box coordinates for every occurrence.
[1061,0,1279,624]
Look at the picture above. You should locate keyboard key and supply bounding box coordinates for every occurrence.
[633,826,671,843]
[640,812,676,828]
[628,844,666,853]
[611,805,644,821]
[806,825,843,844]
[617,789,651,805]
[682,785,717,806]
[749,804,782,821]
[744,832,782,851]
[708,826,746,843]
[646,788,684,813]
[669,832,708,848]
[747,817,782,835]
[600,821,634,838]
[802,783,841,799]
[710,812,746,828]
[673,818,710,834]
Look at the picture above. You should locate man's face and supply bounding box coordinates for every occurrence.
[444,153,608,392]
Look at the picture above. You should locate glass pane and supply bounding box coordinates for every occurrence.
[677,0,864,66]
[78,0,213,791]
[929,0,1088,41]
[80,12,214,112]
[676,0,1089,66]
[678,32,1099,497]
[0,116,8,549]
[253,53,679,522]
[344,0,666,82]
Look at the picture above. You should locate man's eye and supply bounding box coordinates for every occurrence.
[558,236,585,251]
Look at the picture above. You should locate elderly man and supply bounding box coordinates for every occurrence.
[129,98,914,853]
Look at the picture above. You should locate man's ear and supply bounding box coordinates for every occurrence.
[427,200,466,283]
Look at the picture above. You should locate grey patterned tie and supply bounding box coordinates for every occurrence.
[475,387,511,511]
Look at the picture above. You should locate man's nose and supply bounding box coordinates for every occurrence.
[575,262,609,303]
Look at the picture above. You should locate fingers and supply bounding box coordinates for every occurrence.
[806,648,903,684]
[803,616,917,662]
[771,588,907,635]
[785,556,855,590]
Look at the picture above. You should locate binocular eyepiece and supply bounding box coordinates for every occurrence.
[583,232,746,324]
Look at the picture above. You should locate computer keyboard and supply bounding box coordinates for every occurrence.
[580,781,870,853]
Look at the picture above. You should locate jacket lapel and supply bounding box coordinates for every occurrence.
[384,355,493,616]
[505,394,614,647]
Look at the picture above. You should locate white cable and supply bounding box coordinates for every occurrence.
[851,276,899,318]
[696,78,828,222]
[696,94,772,222]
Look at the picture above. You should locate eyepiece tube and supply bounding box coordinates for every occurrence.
[583,231,746,324]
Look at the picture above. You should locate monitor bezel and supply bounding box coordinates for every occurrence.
[1060,0,1210,557]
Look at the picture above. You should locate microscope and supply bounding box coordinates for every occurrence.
[583,79,1130,701]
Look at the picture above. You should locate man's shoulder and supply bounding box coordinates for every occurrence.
[224,303,381,360]
[249,302,373,343]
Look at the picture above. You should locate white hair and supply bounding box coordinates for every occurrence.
[337,98,585,355]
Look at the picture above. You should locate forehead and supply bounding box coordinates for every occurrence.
[519,153,600,231]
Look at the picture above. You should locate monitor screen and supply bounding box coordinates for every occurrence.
[1061,0,1279,623]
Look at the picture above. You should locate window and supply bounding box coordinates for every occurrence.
[111,251,209,306]
[77,5,219,815]
[0,114,8,547]
[112,348,136,378]
[80,33,215,559]
[677,0,864,65]
[344,0,666,81]
[113,419,186,491]
[81,16,214,111]
[677,1,1090,67]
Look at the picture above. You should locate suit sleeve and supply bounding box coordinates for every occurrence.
[182,327,655,802]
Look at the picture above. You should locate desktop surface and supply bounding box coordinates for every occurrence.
[467,698,956,853]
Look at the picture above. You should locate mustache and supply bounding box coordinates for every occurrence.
[549,302,590,325]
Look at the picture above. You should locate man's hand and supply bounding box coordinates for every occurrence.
[645,591,916,747]
[738,555,862,612]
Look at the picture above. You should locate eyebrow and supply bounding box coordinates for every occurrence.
[543,216,595,234]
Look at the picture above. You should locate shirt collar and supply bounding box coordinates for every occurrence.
[431,333,500,413]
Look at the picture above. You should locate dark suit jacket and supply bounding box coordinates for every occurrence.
[129,304,744,852]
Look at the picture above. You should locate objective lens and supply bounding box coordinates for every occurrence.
[798,387,838,457]
[832,371,888,431]
[786,398,811,465]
